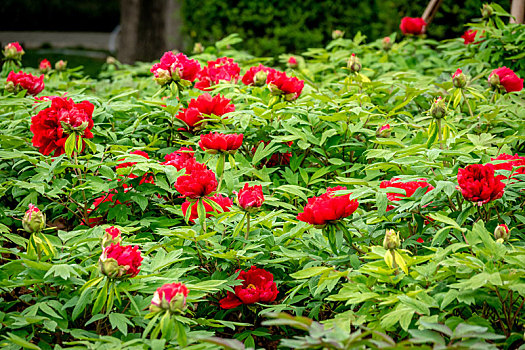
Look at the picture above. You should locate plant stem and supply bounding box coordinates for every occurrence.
[244,213,251,241]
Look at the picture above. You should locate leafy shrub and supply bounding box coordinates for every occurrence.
[0,3,524,350]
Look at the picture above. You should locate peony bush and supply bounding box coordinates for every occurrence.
[0,4,524,349]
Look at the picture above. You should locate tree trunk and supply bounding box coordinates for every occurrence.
[510,0,525,24]
[422,0,443,28]
[118,0,182,64]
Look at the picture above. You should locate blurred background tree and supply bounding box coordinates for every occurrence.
[0,0,512,60]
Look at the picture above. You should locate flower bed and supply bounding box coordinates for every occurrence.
[0,4,524,349]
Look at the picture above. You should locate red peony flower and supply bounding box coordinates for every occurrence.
[199,132,243,153]
[3,42,24,59]
[242,64,274,86]
[457,164,505,205]
[399,17,427,35]
[151,51,201,85]
[267,70,304,101]
[175,93,235,131]
[416,237,424,243]
[488,67,523,93]
[30,96,94,156]
[162,146,199,171]
[6,71,44,96]
[99,243,143,278]
[175,167,217,198]
[461,29,477,45]
[237,183,264,211]
[380,179,434,202]
[150,282,189,313]
[219,266,279,309]
[195,57,240,90]
[491,153,525,180]
[297,186,359,226]
[182,194,233,223]
[39,59,52,73]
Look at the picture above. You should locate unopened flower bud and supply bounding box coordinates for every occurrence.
[347,53,361,73]
[3,42,24,60]
[5,81,16,94]
[430,96,446,119]
[382,37,393,51]
[452,68,467,88]
[253,70,268,86]
[494,224,510,242]
[192,42,204,54]
[287,56,298,69]
[383,229,401,250]
[55,60,67,71]
[102,226,122,248]
[22,204,46,233]
[150,282,189,313]
[106,56,117,65]
[39,59,52,73]
[489,73,500,89]
[99,257,120,278]
[153,68,172,86]
[268,83,283,96]
[482,4,493,18]
[332,30,344,39]
[376,124,391,138]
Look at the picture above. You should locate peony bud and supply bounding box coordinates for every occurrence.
[106,56,117,65]
[376,124,391,138]
[3,42,24,60]
[39,59,52,73]
[22,204,46,233]
[153,68,172,86]
[150,282,189,313]
[382,37,393,51]
[332,30,345,39]
[99,243,142,278]
[347,53,361,73]
[489,72,501,89]
[383,229,401,250]
[55,60,67,71]
[5,81,16,94]
[99,257,120,278]
[253,70,268,86]
[494,224,510,242]
[287,56,298,69]
[102,226,122,248]
[481,4,493,18]
[268,83,283,96]
[452,69,467,88]
[430,96,446,119]
[192,42,204,54]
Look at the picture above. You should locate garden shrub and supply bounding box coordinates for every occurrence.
[0,3,524,349]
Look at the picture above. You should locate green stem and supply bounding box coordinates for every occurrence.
[244,213,251,241]
[436,118,443,149]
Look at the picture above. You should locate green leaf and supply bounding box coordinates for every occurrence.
[109,313,133,336]
[290,266,332,279]
[64,134,76,158]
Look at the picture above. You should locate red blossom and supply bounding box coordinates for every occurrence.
[199,132,243,153]
[380,179,434,202]
[491,153,525,180]
[151,282,189,312]
[151,51,201,85]
[195,57,240,90]
[181,194,233,223]
[461,29,477,45]
[237,183,264,211]
[30,96,94,156]
[267,70,304,101]
[39,59,52,73]
[297,186,359,226]
[100,243,143,278]
[162,147,199,171]
[6,71,44,96]
[242,64,275,86]
[175,167,217,198]
[176,93,235,131]
[489,67,523,93]
[399,17,427,35]
[219,266,279,309]
[457,164,505,205]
